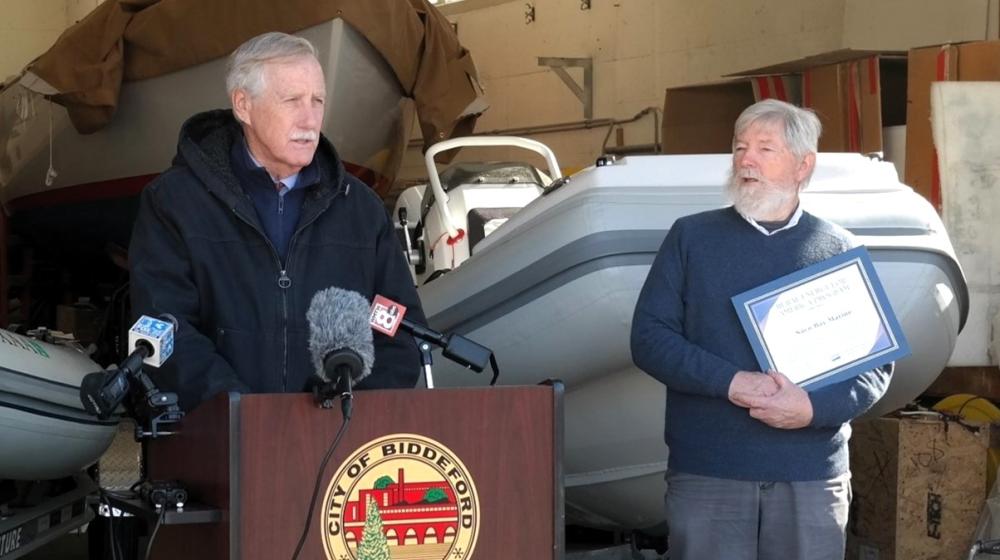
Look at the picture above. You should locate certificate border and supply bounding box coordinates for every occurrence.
[731,246,910,390]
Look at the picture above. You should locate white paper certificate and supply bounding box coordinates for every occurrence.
[732,247,909,390]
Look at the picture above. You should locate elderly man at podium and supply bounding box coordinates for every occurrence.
[129,31,424,411]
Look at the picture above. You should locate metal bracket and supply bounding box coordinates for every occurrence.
[524,3,535,24]
[537,57,593,120]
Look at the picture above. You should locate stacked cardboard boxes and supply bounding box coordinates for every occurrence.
[905,41,1000,210]
[662,51,906,156]
[662,41,1000,212]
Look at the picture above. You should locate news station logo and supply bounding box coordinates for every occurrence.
[322,434,480,560]
[369,295,405,337]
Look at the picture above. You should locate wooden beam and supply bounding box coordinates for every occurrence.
[923,366,1000,400]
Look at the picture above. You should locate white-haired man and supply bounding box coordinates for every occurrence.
[129,32,424,411]
[631,99,892,560]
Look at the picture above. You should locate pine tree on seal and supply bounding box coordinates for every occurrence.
[357,496,391,560]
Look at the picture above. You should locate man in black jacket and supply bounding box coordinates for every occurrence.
[129,32,424,411]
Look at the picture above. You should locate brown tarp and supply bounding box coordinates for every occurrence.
[21,0,483,151]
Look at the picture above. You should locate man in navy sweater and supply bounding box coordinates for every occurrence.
[630,99,892,560]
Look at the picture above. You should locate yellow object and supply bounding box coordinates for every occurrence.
[933,393,1000,492]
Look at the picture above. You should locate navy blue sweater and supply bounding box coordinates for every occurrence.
[630,207,892,481]
[229,137,317,264]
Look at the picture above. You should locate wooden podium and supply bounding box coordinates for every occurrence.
[146,383,564,559]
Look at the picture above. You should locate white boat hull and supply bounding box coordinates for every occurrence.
[0,332,115,481]
[414,153,969,532]
[0,19,403,207]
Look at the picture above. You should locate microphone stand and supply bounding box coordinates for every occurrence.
[405,325,500,386]
[130,368,184,439]
[312,378,352,420]
[312,349,362,420]
[297,350,360,559]
[79,343,183,439]
[417,341,435,389]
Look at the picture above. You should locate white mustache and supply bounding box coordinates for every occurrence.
[726,167,795,221]
[735,168,763,181]
[290,131,318,141]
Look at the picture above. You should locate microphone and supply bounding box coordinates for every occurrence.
[369,295,493,374]
[306,288,375,418]
[80,315,178,422]
[128,314,177,368]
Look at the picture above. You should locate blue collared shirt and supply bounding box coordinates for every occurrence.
[735,203,803,236]
[245,144,301,192]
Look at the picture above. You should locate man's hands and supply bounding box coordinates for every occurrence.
[728,370,813,430]
[728,371,778,405]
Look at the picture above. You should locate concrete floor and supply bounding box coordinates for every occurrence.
[17,517,146,560]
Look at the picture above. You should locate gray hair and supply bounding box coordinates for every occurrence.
[226,32,319,99]
[733,99,821,160]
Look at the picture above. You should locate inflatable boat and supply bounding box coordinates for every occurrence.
[394,137,969,532]
[0,331,114,481]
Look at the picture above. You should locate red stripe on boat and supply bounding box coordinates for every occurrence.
[9,161,392,212]
[8,174,159,212]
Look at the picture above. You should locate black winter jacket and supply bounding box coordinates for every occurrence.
[129,110,424,411]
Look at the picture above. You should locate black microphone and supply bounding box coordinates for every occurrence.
[306,288,375,419]
[369,295,493,374]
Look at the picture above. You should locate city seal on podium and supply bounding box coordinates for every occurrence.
[321,434,480,560]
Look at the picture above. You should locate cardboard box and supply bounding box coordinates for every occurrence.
[848,416,990,560]
[734,51,906,154]
[661,81,754,154]
[804,56,906,153]
[662,51,908,166]
[905,41,1000,210]
[661,75,798,154]
[56,302,102,344]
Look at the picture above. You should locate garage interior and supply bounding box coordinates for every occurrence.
[1,0,1000,559]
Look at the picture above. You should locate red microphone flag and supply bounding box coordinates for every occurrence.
[369,295,406,337]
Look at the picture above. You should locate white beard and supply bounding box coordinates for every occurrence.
[726,168,797,221]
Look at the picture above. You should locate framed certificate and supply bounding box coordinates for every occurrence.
[731,246,909,391]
